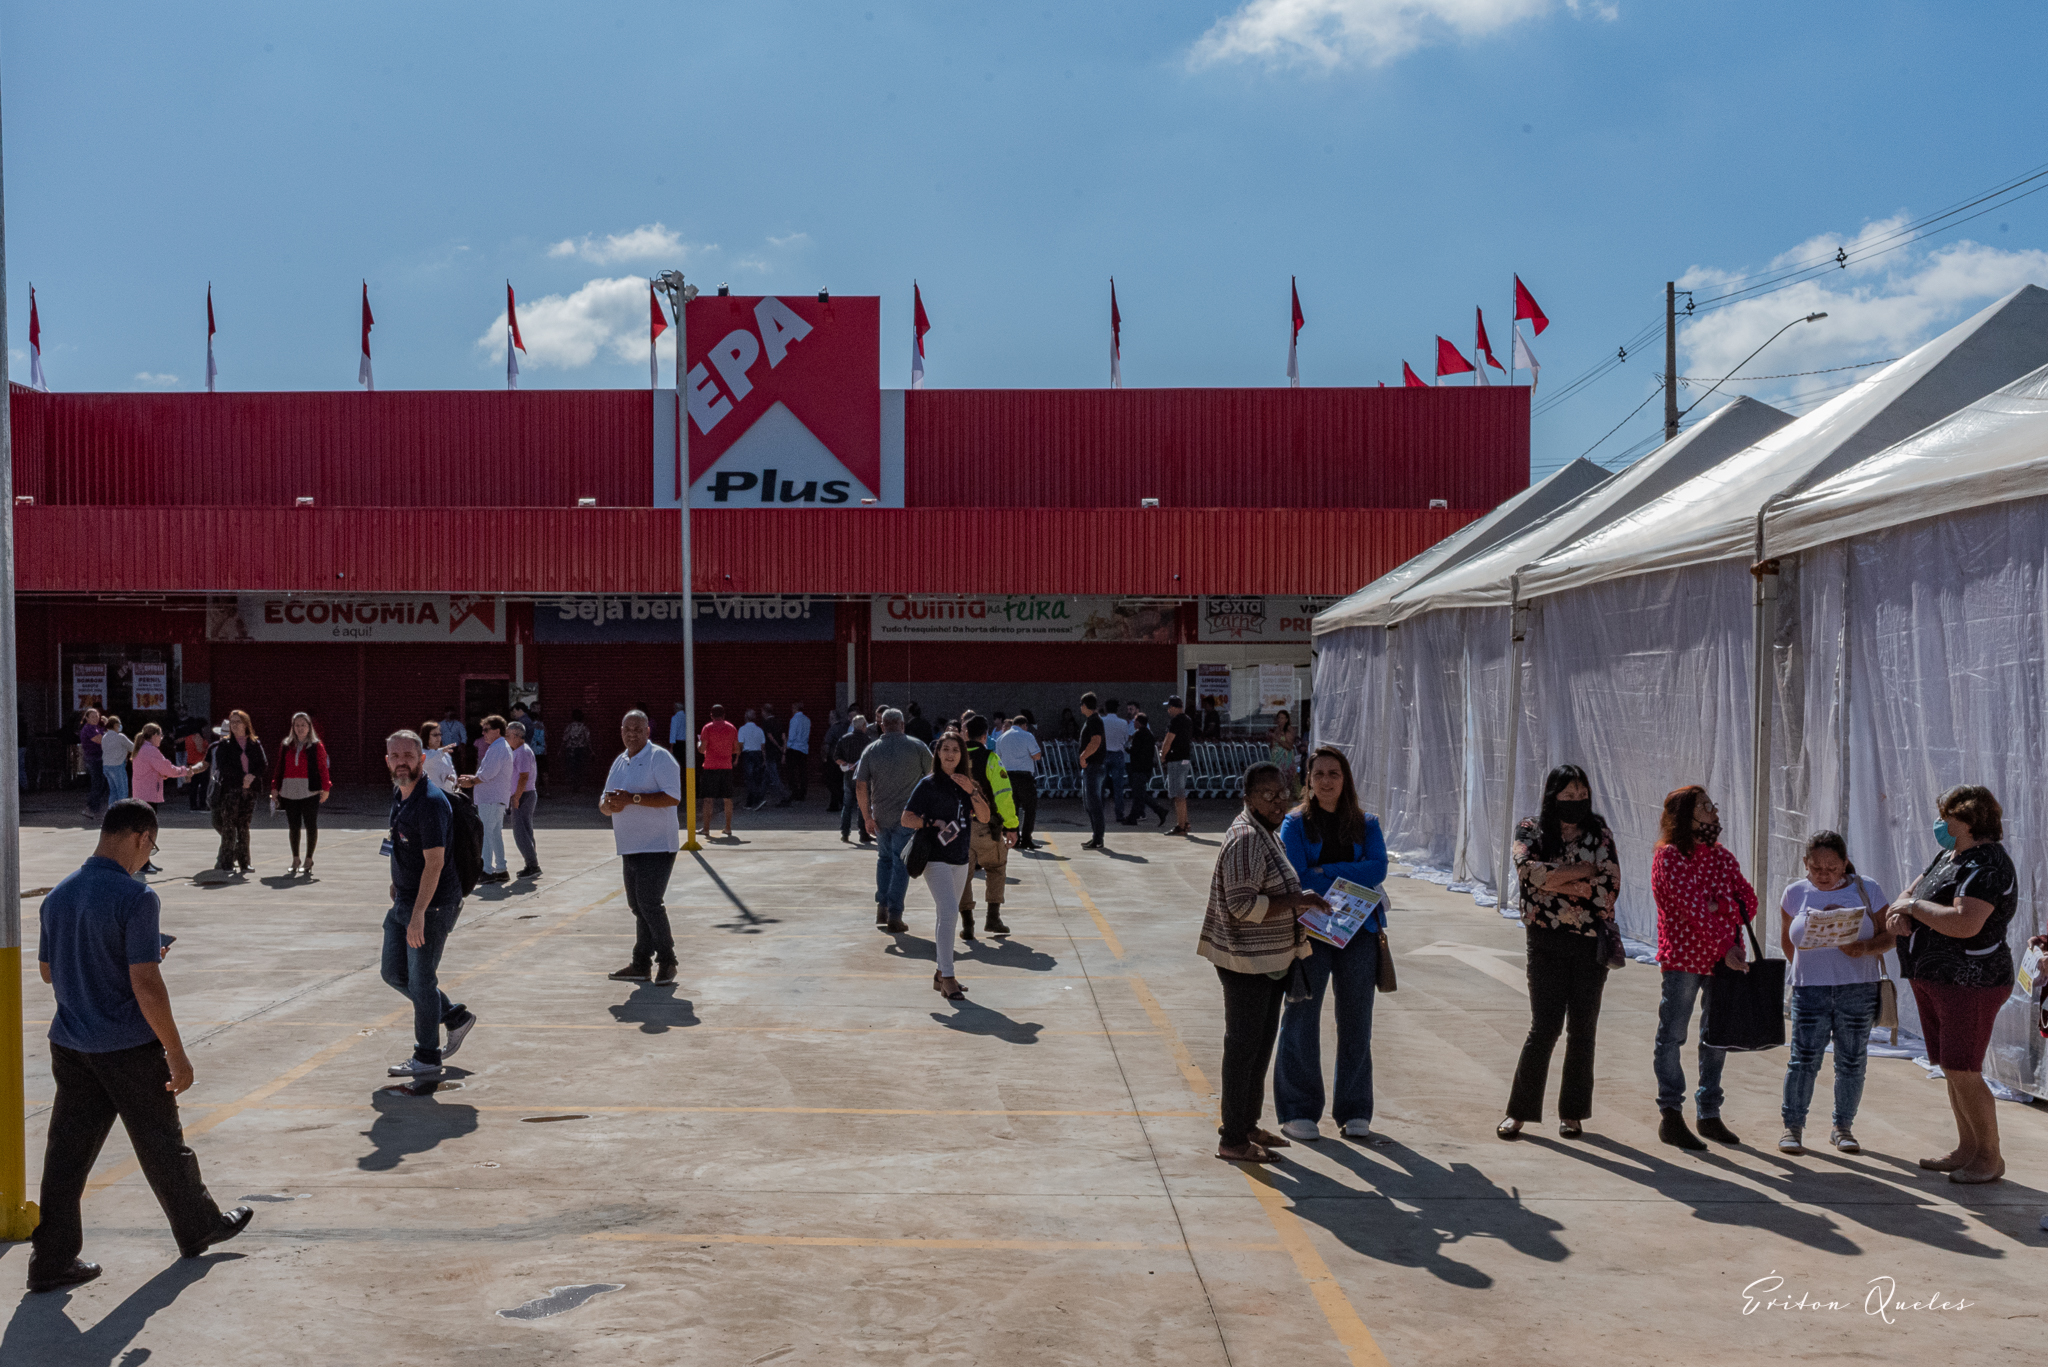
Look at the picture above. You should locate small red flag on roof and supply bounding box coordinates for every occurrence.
[1403,361,1428,388]
[1435,336,1476,379]
[358,283,374,391]
[1110,279,1122,389]
[506,282,526,391]
[206,285,218,393]
[913,281,932,390]
[1514,275,1549,335]
[649,286,669,389]
[1287,277,1304,387]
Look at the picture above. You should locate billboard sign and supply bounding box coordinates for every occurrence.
[207,595,505,643]
[1197,596,1342,644]
[872,595,1176,644]
[534,595,835,644]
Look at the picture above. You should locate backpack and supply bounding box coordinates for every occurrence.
[446,787,485,896]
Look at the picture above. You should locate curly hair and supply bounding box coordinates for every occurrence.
[1938,785,2003,842]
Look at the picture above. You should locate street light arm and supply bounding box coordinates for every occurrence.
[1680,312,1827,419]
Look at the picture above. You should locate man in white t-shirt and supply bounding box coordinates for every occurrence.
[736,710,769,811]
[1101,697,1132,824]
[599,710,684,984]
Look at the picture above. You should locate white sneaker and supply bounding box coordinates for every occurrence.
[1830,1128,1860,1154]
[443,1012,477,1060]
[1340,1120,1375,1140]
[1279,1119,1321,1142]
[387,1058,443,1078]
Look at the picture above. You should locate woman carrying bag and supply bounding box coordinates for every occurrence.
[271,711,333,878]
[208,710,267,875]
[900,734,991,1002]
[1499,764,1622,1140]
[1272,746,1389,1143]
[1775,831,1894,1155]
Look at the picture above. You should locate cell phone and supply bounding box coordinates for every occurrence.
[159,933,177,948]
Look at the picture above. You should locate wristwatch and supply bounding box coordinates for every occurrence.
[631,793,642,805]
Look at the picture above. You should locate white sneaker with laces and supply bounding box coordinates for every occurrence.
[1279,1119,1321,1142]
[1340,1120,1374,1140]
[443,1012,477,1060]
[387,1058,443,1079]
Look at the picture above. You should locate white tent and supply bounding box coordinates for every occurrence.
[1760,363,2048,1095]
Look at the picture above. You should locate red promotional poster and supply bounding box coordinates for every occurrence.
[684,294,880,501]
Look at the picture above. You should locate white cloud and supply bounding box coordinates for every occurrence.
[1676,218,2048,409]
[545,223,691,265]
[1189,0,1613,70]
[134,372,179,387]
[767,232,810,250]
[477,276,675,370]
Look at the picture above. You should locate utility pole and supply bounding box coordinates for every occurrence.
[1664,280,1680,442]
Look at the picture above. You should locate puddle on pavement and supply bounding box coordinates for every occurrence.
[239,1193,312,1202]
[497,1283,624,1321]
[520,1113,590,1123]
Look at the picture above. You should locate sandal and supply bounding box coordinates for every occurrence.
[1250,1127,1293,1150]
[1216,1140,1280,1164]
[1497,1117,1524,1140]
[936,975,966,1000]
[1559,1120,1583,1139]
[287,860,300,877]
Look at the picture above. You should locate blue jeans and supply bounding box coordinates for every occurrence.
[1274,931,1379,1126]
[1083,765,1109,840]
[1782,981,1881,1130]
[85,759,106,815]
[1654,971,1727,1117]
[874,824,913,917]
[381,899,466,1065]
[841,786,862,839]
[105,765,130,805]
[742,751,769,806]
[1106,753,1130,822]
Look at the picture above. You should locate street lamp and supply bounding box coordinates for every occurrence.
[1682,311,1828,419]
[651,270,702,852]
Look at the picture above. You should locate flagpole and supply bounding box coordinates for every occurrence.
[652,271,700,852]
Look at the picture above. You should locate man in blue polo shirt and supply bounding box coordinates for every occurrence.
[383,729,476,1080]
[31,800,252,1293]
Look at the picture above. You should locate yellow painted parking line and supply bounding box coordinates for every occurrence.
[586,1231,1284,1253]
[1039,839,1125,959]
[1127,975,1215,1105]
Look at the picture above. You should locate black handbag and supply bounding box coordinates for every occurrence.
[1701,914,1787,1052]
[903,825,941,880]
[1594,916,1627,970]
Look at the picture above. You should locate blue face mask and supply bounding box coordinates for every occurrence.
[1933,817,1957,851]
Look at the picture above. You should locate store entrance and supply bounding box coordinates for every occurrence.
[460,675,511,768]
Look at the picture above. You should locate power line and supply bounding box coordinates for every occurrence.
[1673,357,1897,385]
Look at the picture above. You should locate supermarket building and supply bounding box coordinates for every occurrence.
[9,294,1525,782]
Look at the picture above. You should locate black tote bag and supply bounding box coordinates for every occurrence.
[1701,914,1787,1052]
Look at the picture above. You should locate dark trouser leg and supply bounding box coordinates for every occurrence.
[824,764,843,811]
[787,752,808,801]
[382,901,461,1064]
[86,760,106,815]
[284,798,306,858]
[32,1042,123,1265]
[1216,965,1288,1147]
[1556,934,1610,1121]
[1327,932,1380,1125]
[1083,767,1107,840]
[1507,927,1575,1121]
[210,795,235,868]
[511,791,538,869]
[841,786,860,839]
[622,852,678,966]
[297,796,320,861]
[1009,772,1037,844]
[1272,939,1336,1123]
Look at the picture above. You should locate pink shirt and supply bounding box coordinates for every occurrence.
[130,743,192,805]
[509,744,538,799]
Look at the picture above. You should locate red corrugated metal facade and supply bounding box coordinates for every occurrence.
[13,505,1478,596]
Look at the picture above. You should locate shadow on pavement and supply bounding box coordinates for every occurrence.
[0,1251,238,1367]
[932,999,1044,1044]
[608,983,700,1034]
[358,1086,480,1173]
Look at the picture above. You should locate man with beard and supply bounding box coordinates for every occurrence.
[381,730,476,1081]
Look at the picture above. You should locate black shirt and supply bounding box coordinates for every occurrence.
[1164,712,1194,761]
[1079,715,1106,769]
[905,716,934,745]
[390,781,462,907]
[1904,841,2018,989]
[1127,723,1158,771]
[903,774,974,865]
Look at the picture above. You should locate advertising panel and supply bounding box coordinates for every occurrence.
[206,595,505,643]
[129,662,170,712]
[1198,596,1343,644]
[533,595,835,644]
[71,663,107,713]
[872,595,1175,644]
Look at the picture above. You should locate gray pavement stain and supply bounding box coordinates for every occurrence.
[238,1193,312,1202]
[497,1283,625,1321]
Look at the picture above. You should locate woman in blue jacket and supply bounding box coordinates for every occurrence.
[1273,745,1389,1142]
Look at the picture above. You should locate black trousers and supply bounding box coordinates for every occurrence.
[1215,965,1290,1146]
[1006,771,1038,844]
[824,763,844,811]
[1121,767,1169,822]
[210,787,257,869]
[35,1039,225,1264]
[281,794,321,859]
[1506,924,1611,1122]
[784,750,809,801]
[622,851,679,968]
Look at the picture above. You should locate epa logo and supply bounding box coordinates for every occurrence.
[706,467,854,504]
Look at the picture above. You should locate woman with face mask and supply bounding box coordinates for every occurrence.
[1649,785,1757,1151]
[1498,764,1621,1140]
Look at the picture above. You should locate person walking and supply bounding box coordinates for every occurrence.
[737,709,770,811]
[1888,785,2020,1185]
[1201,762,1327,1164]
[1078,693,1110,851]
[207,711,266,875]
[563,709,593,791]
[1120,711,1171,828]
[78,707,107,820]
[1651,785,1757,1151]
[507,720,541,880]
[99,718,134,808]
[697,702,739,838]
[822,709,848,813]
[130,723,204,874]
[904,701,934,745]
[835,714,872,843]
[174,711,210,811]
[668,702,689,749]
[459,715,514,884]
[902,733,992,1000]
[957,717,1019,938]
[1273,746,1390,1143]
[993,712,1042,850]
[419,720,461,795]
[439,708,469,771]
[380,731,478,1081]
[1101,698,1132,824]
[28,800,254,1293]
[600,709,685,985]
[1498,764,1622,1140]
[1776,830,1894,1155]
[270,711,333,878]
[782,702,812,805]
[1160,696,1196,836]
[855,709,933,932]
[761,704,792,806]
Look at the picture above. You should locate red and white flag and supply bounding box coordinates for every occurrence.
[1514,274,1549,335]
[1287,277,1305,387]
[1513,326,1541,387]
[1402,361,1428,388]
[206,285,218,393]
[28,285,47,392]
[1475,307,1506,385]
[1110,279,1122,389]
[1435,336,1476,382]
[358,283,375,391]
[505,282,526,391]
[912,281,931,390]
[649,285,669,389]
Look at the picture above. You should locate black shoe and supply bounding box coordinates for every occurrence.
[1658,1108,1707,1151]
[480,871,510,884]
[1696,1116,1742,1147]
[1081,839,1104,851]
[515,866,541,879]
[959,919,977,941]
[607,962,652,981]
[179,1205,254,1258]
[654,963,678,985]
[26,1256,102,1294]
[841,834,852,844]
[859,835,874,845]
[886,919,908,933]
[876,906,890,925]
[1157,810,1170,828]
[985,910,1010,936]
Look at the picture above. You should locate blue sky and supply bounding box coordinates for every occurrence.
[7,1,2048,476]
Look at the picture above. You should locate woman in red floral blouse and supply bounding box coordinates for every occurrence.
[1650,786,1757,1151]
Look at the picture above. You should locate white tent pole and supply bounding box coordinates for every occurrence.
[1750,506,1779,946]
[1498,573,1526,911]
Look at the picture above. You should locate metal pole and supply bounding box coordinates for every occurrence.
[676,297,700,852]
[0,81,37,1240]
[1497,575,1525,914]
[1749,508,1775,904]
[1664,281,1679,442]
